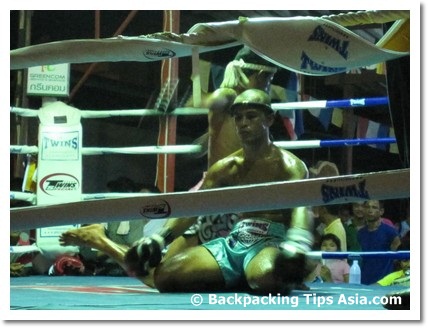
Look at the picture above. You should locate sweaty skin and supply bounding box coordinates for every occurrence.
[60,64,279,287]
[141,91,311,293]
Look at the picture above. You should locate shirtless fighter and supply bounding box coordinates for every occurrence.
[124,89,313,294]
[60,48,284,288]
[61,89,313,294]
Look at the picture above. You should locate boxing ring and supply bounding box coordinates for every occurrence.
[9,10,417,319]
[8,251,413,314]
[8,249,413,316]
[8,275,408,312]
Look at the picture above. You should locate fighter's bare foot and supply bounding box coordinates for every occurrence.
[59,224,107,249]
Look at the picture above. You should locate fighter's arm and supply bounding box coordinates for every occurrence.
[124,215,198,276]
[205,88,240,167]
[282,157,314,255]
[124,161,229,276]
[289,158,313,231]
[148,161,227,243]
[207,87,237,135]
[207,87,237,113]
[151,217,198,246]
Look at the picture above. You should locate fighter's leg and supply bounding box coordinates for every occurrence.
[154,245,225,293]
[163,235,200,260]
[138,234,201,288]
[244,247,306,295]
[59,224,129,272]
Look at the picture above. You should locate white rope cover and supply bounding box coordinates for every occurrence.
[10,13,409,75]
[10,168,410,230]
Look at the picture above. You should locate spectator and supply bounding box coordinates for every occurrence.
[350,200,394,234]
[305,233,350,283]
[358,200,401,285]
[313,204,347,252]
[378,201,395,228]
[375,244,410,287]
[351,202,366,230]
[308,161,346,251]
[339,204,353,226]
[340,204,361,253]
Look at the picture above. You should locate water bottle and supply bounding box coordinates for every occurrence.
[349,260,361,284]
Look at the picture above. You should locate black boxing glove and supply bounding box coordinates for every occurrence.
[280,227,313,258]
[125,228,172,277]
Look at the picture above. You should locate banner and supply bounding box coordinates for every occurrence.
[11,14,409,76]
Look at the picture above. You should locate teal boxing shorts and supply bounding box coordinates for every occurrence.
[202,218,286,288]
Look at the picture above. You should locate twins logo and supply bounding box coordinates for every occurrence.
[140,200,171,218]
[143,48,176,60]
[42,136,79,150]
[236,220,270,247]
[39,173,80,196]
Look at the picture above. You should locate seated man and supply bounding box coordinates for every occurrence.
[60,48,282,286]
[169,45,279,259]
[124,89,313,294]
[61,90,313,294]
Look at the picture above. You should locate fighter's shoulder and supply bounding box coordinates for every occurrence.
[203,154,240,188]
[211,152,241,171]
[279,148,308,179]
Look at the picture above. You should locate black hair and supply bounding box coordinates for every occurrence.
[319,233,342,251]
[323,203,342,216]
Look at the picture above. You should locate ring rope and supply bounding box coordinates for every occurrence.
[322,10,410,27]
[10,97,389,118]
[307,251,410,260]
[10,138,396,155]
[82,145,202,155]
[272,97,388,111]
[10,191,36,204]
[9,244,409,261]
[10,146,38,154]
[10,168,410,230]
[10,145,203,155]
[273,138,396,149]
[10,191,156,204]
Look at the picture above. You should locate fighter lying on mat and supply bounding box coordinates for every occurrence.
[61,89,313,294]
